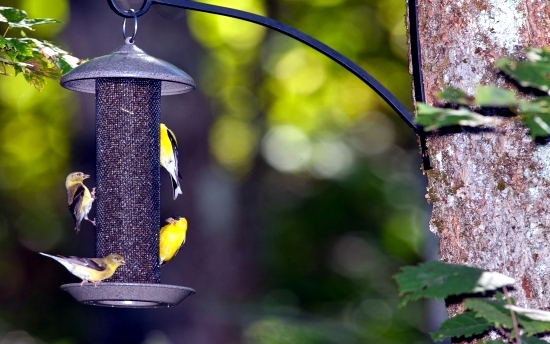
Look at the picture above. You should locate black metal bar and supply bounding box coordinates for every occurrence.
[407,0,431,170]
[108,0,422,136]
[408,0,424,104]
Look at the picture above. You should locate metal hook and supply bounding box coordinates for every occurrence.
[109,0,152,17]
[122,9,138,43]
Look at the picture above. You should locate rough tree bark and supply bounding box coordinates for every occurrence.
[409,0,550,341]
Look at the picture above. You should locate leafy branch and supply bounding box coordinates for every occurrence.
[417,47,550,139]
[395,261,550,343]
[0,6,81,90]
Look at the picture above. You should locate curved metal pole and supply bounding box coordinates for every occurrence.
[108,0,431,169]
[407,0,430,168]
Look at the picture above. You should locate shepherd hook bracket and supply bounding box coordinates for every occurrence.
[107,0,431,170]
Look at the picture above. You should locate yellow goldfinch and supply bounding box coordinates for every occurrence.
[160,123,182,200]
[65,172,96,232]
[159,216,188,266]
[40,252,125,286]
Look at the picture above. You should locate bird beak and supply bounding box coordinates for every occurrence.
[120,260,126,266]
[83,174,90,179]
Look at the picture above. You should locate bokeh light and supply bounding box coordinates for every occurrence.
[262,125,311,173]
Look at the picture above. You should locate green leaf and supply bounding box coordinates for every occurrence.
[484,341,508,344]
[5,37,34,58]
[523,114,550,138]
[8,17,60,31]
[430,311,491,342]
[519,316,550,336]
[464,298,513,329]
[465,299,550,336]
[0,57,31,69]
[521,335,550,344]
[474,85,519,107]
[57,55,78,74]
[0,7,59,31]
[437,86,473,105]
[416,103,500,131]
[12,63,24,75]
[519,96,550,114]
[0,36,81,88]
[22,69,45,90]
[0,6,81,88]
[395,261,484,306]
[0,36,14,50]
[518,97,550,138]
[524,47,550,63]
[0,7,27,24]
[506,305,550,322]
[437,85,519,107]
[496,47,550,94]
[23,38,80,76]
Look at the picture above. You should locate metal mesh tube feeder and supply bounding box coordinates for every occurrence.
[59,22,195,307]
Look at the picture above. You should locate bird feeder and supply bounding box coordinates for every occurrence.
[59,15,195,308]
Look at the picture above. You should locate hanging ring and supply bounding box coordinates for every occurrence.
[122,9,138,43]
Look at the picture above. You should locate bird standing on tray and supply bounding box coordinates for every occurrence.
[39,252,126,286]
[159,216,188,266]
[65,172,96,232]
[160,123,183,200]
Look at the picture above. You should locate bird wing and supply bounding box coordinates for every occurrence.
[160,238,177,267]
[67,183,81,206]
[68,185,85,222]
[169,246,183,265]
[166,127,182,180]
[166,126,178,147]
[63,256,107,271]
[170,229,186,262]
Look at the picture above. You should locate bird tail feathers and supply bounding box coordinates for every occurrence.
[39,252,73,270]
[39,252,56,259]
[171,176,183,200]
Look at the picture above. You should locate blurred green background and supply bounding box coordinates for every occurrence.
[0,0,434,343]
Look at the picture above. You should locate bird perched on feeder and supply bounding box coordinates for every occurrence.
[159,216,188,266]
[65,172,96,232]
[39,252,126,286]
[160,123,182,200]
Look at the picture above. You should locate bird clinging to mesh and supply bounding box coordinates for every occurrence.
[65,172,96,232]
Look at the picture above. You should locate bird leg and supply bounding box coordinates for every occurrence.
[80,280,88,286]
[91,187,96,199]
[85,216,96,226]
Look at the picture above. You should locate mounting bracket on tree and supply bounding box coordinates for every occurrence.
[107,0,431,170]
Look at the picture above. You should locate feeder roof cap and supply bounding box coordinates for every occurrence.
[60,42,195,96]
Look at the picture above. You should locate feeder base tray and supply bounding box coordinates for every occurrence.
[61,282,195,308]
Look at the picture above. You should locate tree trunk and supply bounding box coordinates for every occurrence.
[411,0,550,339]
